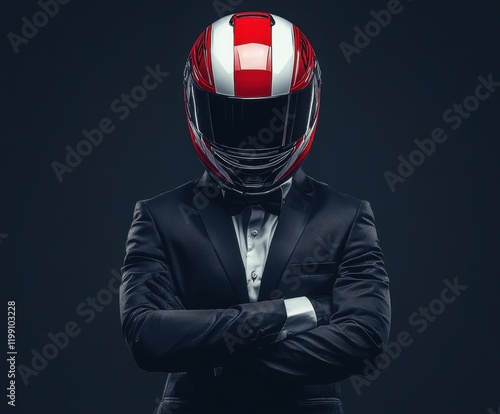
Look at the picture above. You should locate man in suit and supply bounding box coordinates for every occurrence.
[119,11,391,414]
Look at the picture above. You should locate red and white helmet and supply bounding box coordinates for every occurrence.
[184,11,321,194]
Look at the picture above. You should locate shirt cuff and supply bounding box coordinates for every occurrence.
[275,297,317,342]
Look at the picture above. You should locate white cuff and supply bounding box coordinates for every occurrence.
[276,297,317,342]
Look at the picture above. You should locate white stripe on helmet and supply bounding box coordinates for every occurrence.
[271,14,295,96]
[211,15,235,96]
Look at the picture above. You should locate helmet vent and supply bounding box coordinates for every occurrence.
[230,12,275,26]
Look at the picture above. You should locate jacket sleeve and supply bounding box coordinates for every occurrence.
[229,200,391,384]
[119,201,288,373]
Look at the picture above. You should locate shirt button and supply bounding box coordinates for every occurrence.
[251,271,258,281]
[250,230,258,238]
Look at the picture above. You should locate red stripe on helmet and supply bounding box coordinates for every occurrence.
[279,122,318,183]
[232,12,273,98]
[190,25,216,93]
[291,25,316,93]
[279,94,321,183]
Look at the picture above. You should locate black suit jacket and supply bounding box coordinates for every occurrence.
[119,168,391,414]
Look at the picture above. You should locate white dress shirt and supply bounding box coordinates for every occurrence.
[228,179,317,341]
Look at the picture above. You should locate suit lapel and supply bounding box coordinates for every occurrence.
[258,168,315,301]
[195,173,250,304]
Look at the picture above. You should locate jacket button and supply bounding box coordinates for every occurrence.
[256,329,265,338]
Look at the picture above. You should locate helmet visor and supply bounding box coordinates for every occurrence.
[186,76,318,150]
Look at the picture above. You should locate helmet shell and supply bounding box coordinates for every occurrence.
[184,11,321,193]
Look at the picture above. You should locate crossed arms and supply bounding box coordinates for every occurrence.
[119,200,391,383]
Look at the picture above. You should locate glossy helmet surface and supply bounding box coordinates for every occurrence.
[184,11,321,194]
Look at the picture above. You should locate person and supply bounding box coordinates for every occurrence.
[119,11,391,414]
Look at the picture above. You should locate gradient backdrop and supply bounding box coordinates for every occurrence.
[1,0,499,413]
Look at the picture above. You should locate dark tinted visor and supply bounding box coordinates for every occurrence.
[186,79,317,149]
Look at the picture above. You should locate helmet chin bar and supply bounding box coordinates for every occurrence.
[191,124,315,195]
[206,169,284,195]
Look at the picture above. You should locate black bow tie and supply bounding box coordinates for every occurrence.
[224,187,283,216]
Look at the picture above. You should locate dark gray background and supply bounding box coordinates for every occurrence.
[1,0,499,413]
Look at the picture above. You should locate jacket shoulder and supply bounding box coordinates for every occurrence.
[307,175,365,210]
[136,178,203,212]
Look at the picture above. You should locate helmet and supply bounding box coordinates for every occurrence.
[184,11,321,194]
